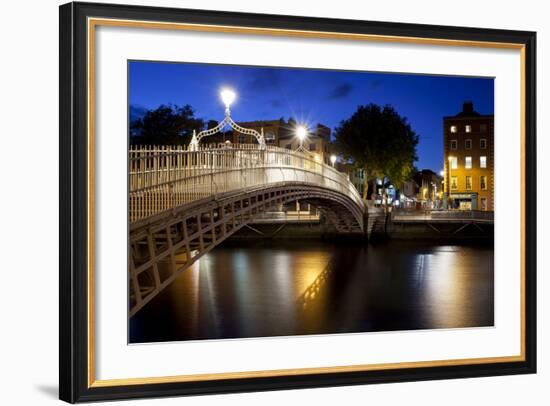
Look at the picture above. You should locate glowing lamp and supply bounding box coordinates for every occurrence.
[220,88,236,107]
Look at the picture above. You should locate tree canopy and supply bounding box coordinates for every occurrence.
[130,104,205,145]
[333,103,419,200]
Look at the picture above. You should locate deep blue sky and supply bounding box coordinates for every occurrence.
[129,61,494,171]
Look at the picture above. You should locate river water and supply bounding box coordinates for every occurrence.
[129,240,494,343]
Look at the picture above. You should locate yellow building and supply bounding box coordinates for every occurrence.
[443,101,494,211]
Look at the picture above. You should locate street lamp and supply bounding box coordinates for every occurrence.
[295,125,308,153]
[189,87,266,150]
[220,88,236,109]
[330,154,337,167]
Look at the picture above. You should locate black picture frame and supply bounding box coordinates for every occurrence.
[59,1,537,403]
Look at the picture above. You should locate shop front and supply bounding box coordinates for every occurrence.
[449,193,478,210]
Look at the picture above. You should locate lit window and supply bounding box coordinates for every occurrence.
[450,157,458,169]
[465,156,472,169]
[451,176,458,190]
[480,156,487,168]
[450,140,457,150]
[465,125,472,133]
[465,176,472,190]
[480,176,487,190]
[450,125,457,133]
[480,138,487,149]
[465,139,472,149]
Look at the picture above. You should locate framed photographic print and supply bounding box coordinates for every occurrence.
[59,1,537,403]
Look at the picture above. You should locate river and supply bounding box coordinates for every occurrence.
[129,240,494,343]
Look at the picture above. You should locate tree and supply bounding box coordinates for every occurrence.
[333,104,419,203]
[130,104,205,145]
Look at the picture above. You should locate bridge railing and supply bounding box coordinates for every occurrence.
[391,209,494,221]
[129,144,363,224]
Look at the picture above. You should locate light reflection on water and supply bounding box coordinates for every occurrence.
[130,240,493,343]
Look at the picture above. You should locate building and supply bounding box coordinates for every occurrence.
[231,119,286,146]
[336,163,366,198]
[231,120,332,165]
[443,101,494,211]
[413,169,444,209]
[400,179,420,208]
[279,123,332,165]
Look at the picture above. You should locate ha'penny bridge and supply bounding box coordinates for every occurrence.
[128,143,368,316]
[127,88,493,317]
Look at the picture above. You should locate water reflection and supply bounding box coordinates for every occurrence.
[130,240,493,343]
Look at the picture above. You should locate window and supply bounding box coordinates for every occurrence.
[285,143,292,150]
[265,131,275,144]
[465,176,472,190]
[480,156,487,168]
[480,175,487,190]
[449,156,458,169]
[451,176,458,190]
[465,125,472,133]
[465,139,472,149]
[480,197,487,211]
[238,135,247,144]
[465,156,472,169]
[309,143,317,151]
[480,124,488,133]
[450,140,457,150]
[480,138,487,149]
[450,125,457,133]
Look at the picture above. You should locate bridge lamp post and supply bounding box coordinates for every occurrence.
[189,87,266,150]
[220,88,236,112]
[295,125,308,153]
[330,154,337,167]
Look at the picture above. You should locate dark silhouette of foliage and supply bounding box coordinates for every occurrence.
[333,104,419,201]
[130,104,205,145]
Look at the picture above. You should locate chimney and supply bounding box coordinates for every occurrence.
[462,100,474,114]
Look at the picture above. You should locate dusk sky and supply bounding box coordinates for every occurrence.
[129,61,494,171]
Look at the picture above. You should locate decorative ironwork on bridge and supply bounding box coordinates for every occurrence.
[189,88,266,150]
[127,87,370,317]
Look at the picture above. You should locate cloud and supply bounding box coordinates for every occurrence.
[328,83,353,99]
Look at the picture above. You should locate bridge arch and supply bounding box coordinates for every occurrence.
[128,144,365,316]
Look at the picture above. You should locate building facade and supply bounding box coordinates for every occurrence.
[231,119,286,146]
[443,101,494,211]
[413,169,444,209]
[278,123,332,165]
[231,121,332,165]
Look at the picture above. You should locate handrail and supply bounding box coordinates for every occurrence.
[129,144,364,223]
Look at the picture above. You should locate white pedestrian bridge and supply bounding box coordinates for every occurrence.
[128,144,366,316]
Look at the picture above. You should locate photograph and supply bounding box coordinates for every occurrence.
[127,61,495,344]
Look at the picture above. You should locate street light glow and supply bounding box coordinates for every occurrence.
[330,155,337,166]
[296,125,307,141]
[439,170,444,177]
[220,88,236,107]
